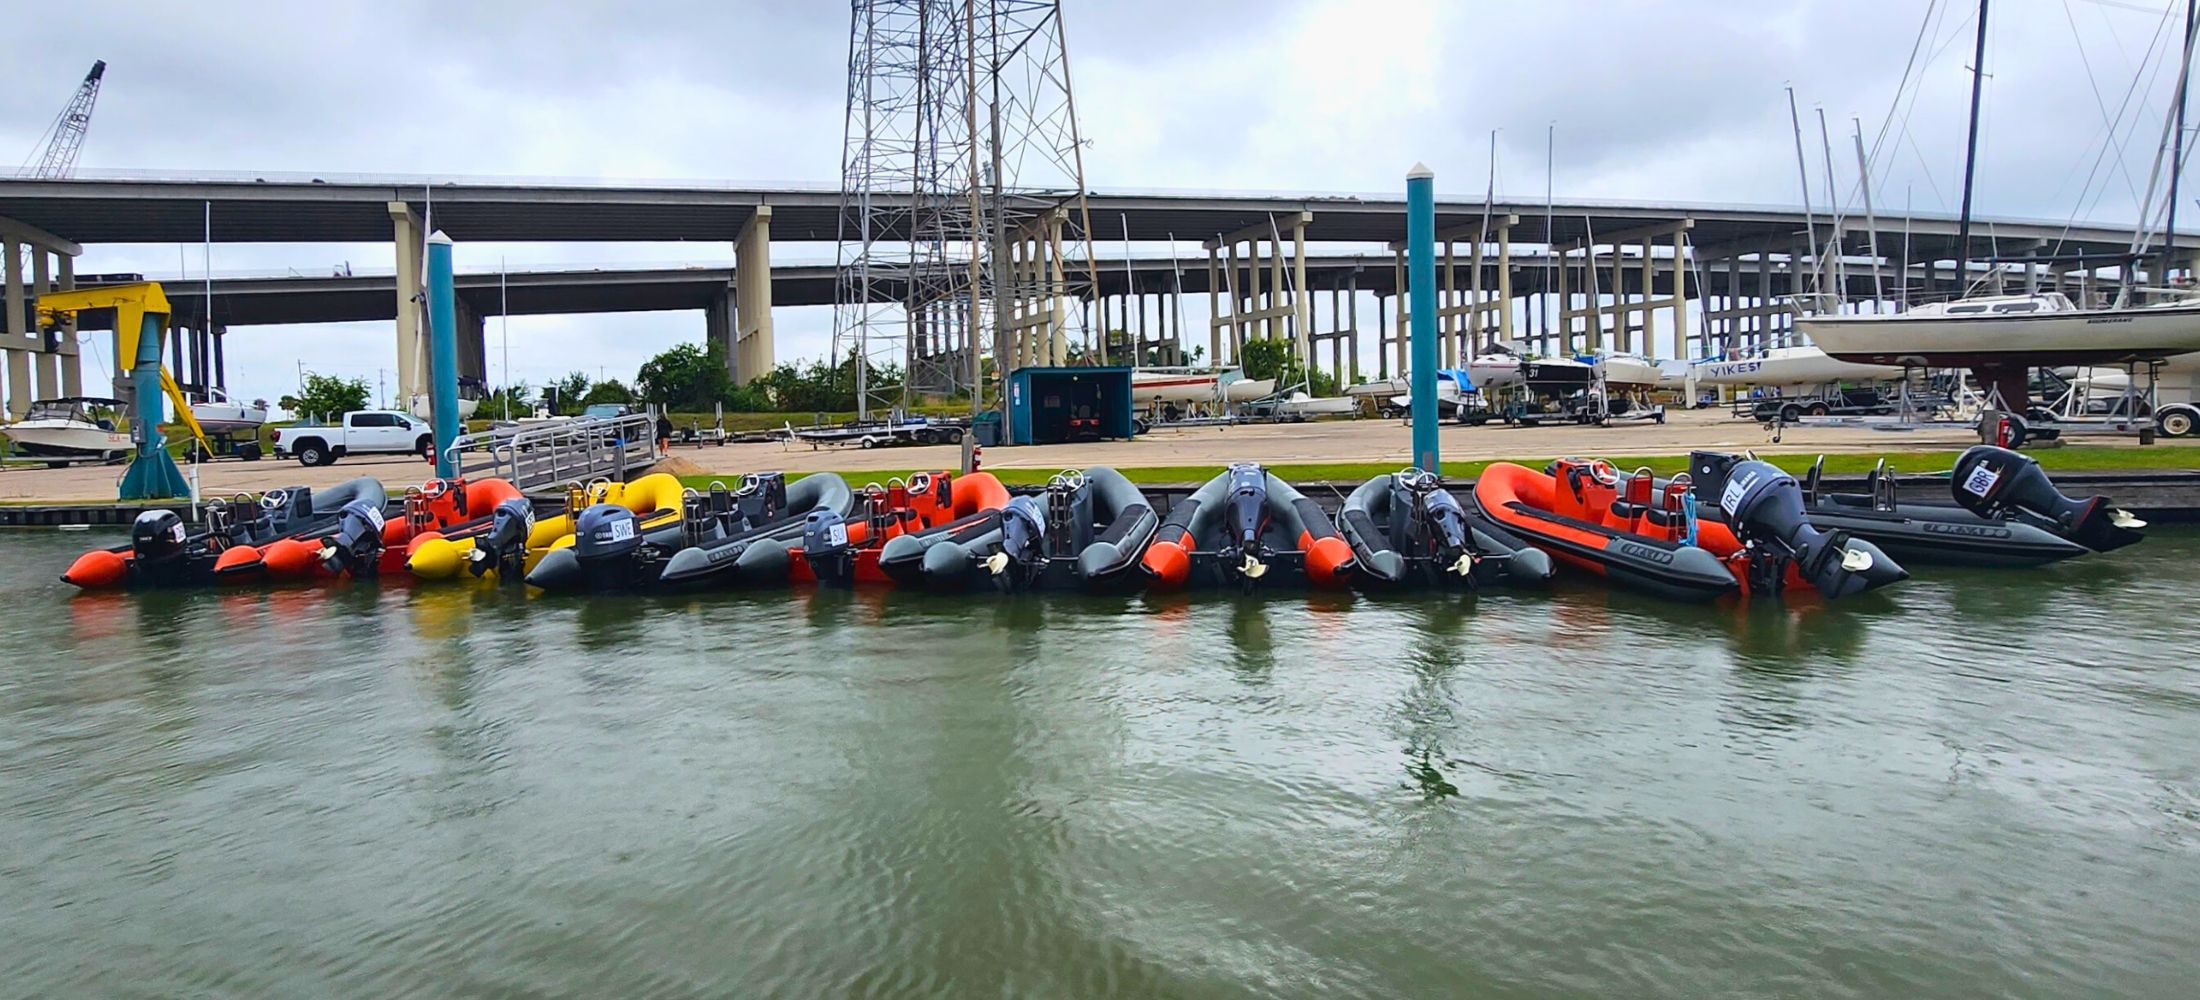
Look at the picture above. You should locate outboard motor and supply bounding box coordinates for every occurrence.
[320,499,387,577]
[1695,453,1902,599]
[470,497,535,579]
[130,509,193,585]
[1224,463,1271,579]
[565,505,648,590]
[799,507,858,584]
[1385,471,1470,573]
[1950,444,2146,552]
[990,495,1050,585]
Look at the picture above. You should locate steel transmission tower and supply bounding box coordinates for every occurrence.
[23,61,107,179]
[833,0,1100,421]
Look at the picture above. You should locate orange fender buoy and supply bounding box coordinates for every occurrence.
[260,537,322,578]
[213,545,265,578]
[1304,535,1354,588]
[1141,539,1191,590]
[61,549,128,589]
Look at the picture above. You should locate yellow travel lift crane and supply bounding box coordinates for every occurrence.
[33,281,208,499]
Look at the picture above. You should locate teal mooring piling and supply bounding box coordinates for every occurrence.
[1406,163,1439,474]
[426,231,460,478]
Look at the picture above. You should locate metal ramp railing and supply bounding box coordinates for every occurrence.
[442,413,659,492]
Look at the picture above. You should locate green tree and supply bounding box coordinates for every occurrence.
[1234,338,1334,397]
[278,372,371,421]
[546,371,592,415]
[1239,339,1291,382]
[634,341,731,411]
[481,381,534,419]
[581,378,634,406]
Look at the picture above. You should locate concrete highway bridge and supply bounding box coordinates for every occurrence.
[0,173,2183,415]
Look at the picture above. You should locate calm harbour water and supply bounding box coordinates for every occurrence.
[1,527,2197,999]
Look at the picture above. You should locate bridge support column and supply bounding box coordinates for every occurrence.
[1,217,82,417]
[57,253,80,397]
[389,201,426,413]
[732,206,774,384]
[706,284,734,372]
[453,295,487,383]
[1206,211,1312,371]
[30,245,64,403]
[209,323,226,398]
[1392,214,1516,368]
[3,237,26,418]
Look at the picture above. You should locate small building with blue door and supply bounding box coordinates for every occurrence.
[1005,366,1134,445]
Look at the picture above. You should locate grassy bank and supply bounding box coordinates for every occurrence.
[669,444,2200,490]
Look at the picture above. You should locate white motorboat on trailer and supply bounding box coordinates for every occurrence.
[1,397,131,463]
[1387,369,1475,414]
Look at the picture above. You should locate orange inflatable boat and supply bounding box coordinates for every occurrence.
[1473,457,1906,601]
[787,471,1011,586]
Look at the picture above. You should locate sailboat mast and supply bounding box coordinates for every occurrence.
[1955,0,1990,292]
[2159,0,2196,291]
[1785,86,1819,298]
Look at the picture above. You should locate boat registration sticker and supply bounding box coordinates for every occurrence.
[1719,470,1758,517]
[609,518,636,543]
[1962,464,2001,498]
[828,522,849,547]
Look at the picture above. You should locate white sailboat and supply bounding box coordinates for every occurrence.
[1802,0,2200,391]
[1801,293,2200,368]
[1344,376,1409,398]
[189,388,268,435]
[1132,368,1275,405]
[1694,344,1908,387]
[1270,391,1357,417]
[1593,352,1665,389]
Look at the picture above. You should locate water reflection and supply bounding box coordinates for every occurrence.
[5,528,2199,998]
[1396,603,1465,802]
[1224,597,1274,679]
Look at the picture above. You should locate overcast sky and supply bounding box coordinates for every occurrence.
[5,0,2194,405]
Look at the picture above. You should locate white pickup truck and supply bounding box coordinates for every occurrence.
[273,410,434,467]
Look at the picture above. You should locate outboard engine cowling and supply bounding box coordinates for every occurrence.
[798,507,855,582]
[1950,445,2146,552]
[528,505,646,592]
[1712,458,1904,598]
[803,508,850,557]
[995,495,1048,580]
[574,505,642,560]
[129,509,192,584]
[470,497,534,579]
[1413,484,1476,577]
[321,499,387,577]
[1225,463,1269,561]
